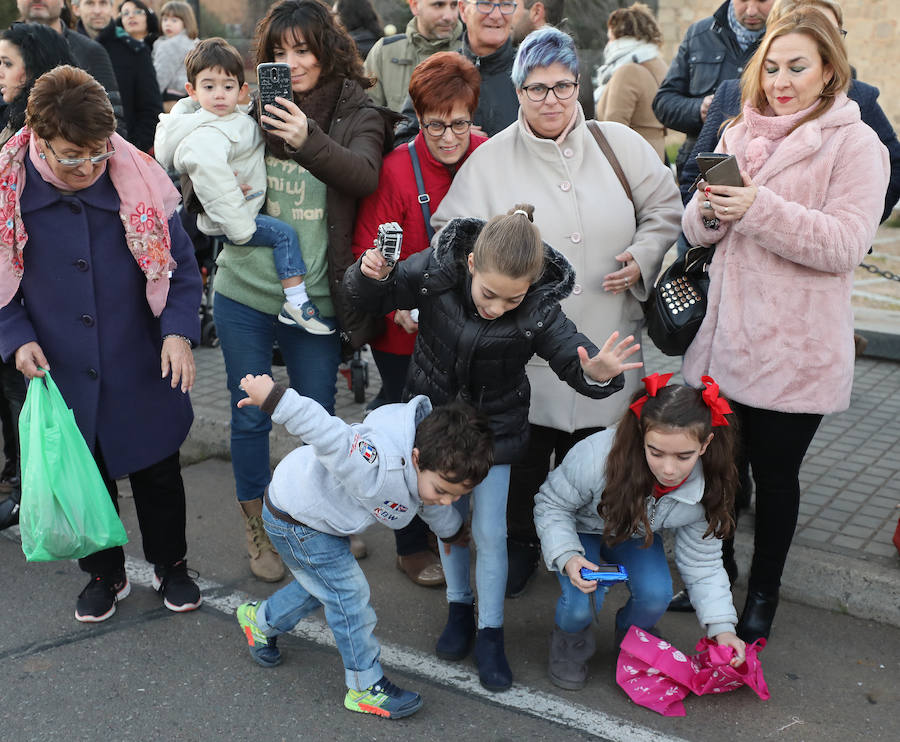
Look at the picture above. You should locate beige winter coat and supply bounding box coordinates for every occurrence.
[433,108,682,431]
[595,56,669,162]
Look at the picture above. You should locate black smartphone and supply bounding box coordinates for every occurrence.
[257,63,292,131]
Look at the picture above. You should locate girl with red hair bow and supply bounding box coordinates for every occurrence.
[534,373,745,690]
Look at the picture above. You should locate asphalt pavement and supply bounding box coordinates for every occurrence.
[2,337,898,740]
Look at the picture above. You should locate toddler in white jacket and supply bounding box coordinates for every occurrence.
[154,37,332,334]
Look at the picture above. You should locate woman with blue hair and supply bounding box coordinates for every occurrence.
[432,25,682,686]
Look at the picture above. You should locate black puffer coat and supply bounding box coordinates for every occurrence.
[342,217,625,464]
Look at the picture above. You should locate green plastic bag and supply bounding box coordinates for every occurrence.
[18,370,128,562]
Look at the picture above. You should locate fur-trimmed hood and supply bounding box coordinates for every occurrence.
[432,215,576,306]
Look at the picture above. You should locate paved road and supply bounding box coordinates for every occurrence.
[2,457,898,741]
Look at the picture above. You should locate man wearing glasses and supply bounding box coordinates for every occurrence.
[364,0,465,113]
[396,0,519,142]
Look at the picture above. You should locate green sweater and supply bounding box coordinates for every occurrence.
[215,154,331,316]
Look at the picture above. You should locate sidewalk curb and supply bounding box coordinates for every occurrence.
[733,532,900,629]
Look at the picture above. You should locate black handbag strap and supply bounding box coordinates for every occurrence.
[588,120,634,207]
[407,140,435,242]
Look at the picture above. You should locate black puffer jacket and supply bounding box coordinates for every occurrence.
[342,217,625,464]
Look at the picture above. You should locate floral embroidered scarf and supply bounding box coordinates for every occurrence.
[0,128,181,316]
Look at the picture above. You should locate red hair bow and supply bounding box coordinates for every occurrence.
[700,375,733,427]
[629,372,674,419]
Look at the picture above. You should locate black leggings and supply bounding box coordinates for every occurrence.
[731,402,822,595]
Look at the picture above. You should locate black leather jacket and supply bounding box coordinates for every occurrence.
[342,217,624,464]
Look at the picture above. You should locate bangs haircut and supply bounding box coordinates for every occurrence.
[26,65,116,147]
[185,37,245,86]
[409,52,480,119]
[511,26,578,88]
[253,0,371,89]
[159,1,198,38]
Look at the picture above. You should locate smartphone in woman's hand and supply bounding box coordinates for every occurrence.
[257,63,292,130]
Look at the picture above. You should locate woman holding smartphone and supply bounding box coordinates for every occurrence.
[213,0,396,582]
[682,8,889,644]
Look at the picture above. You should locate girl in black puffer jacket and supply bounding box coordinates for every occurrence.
[342,204,641,692]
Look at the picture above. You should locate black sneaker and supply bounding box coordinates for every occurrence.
[75,571,130,623]
[0,492,20,531]
[153,560,202,612]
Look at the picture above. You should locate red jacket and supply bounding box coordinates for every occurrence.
[351,130,486,355]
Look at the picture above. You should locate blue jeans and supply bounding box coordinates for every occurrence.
[438,464,510,628]
[255,504,383,691]
[555,533,672,634]
[213,293,340,502]
[214,215,306,281]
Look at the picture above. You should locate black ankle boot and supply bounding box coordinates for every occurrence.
[435,601,475,660]
[737,590,779,643]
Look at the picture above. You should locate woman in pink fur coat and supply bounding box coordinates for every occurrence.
[681,8,889,645]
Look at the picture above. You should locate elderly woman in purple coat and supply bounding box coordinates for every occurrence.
[0,66,203,624]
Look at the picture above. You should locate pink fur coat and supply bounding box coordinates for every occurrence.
[682,94,889,414]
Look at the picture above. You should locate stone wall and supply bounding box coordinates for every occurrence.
[655,0,899,131]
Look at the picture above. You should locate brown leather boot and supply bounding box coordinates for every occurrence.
[239,499,285,582]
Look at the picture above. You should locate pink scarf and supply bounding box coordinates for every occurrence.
[0,128,181,316]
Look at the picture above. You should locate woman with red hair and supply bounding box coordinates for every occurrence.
[350,51,485,588]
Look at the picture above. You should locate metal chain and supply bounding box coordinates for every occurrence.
[860,263,900,282]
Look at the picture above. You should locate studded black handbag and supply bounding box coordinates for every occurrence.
[642,245,715,356]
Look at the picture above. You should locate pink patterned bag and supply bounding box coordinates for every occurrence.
[616,626,770,717]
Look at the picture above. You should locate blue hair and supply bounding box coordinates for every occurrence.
[510,26,579,88]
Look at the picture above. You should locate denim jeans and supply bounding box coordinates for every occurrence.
[554,533,672,634]
[213,293,340,502]
[256,504,383,691]
[438,464,510,628]
[251,215,306,281]
[213,215,307,281]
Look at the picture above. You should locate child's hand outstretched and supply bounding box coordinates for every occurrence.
[578,331,643,383]
[236,373,275,409]
[360,248,394,281]
[564,555,602,594]
[713,631,747,667]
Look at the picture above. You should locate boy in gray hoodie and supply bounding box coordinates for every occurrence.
[234,372,493,720]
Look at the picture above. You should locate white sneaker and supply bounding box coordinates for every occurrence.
[278,301,336,335]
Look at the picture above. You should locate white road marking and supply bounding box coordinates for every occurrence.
[123,555,688,742]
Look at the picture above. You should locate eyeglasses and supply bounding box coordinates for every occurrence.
[520,80,578,102]
[839,28,848,38]
[466,1,517,15]
[422,119,474,137]
[44,139,116,168]
[120,8,146,17]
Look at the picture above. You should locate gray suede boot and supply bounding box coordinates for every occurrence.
[548,625,596,690]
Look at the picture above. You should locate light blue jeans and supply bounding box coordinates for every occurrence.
[555,533,672,634]
[255,503,384,691]
[438,464,511,629]
[213,293,340,502]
